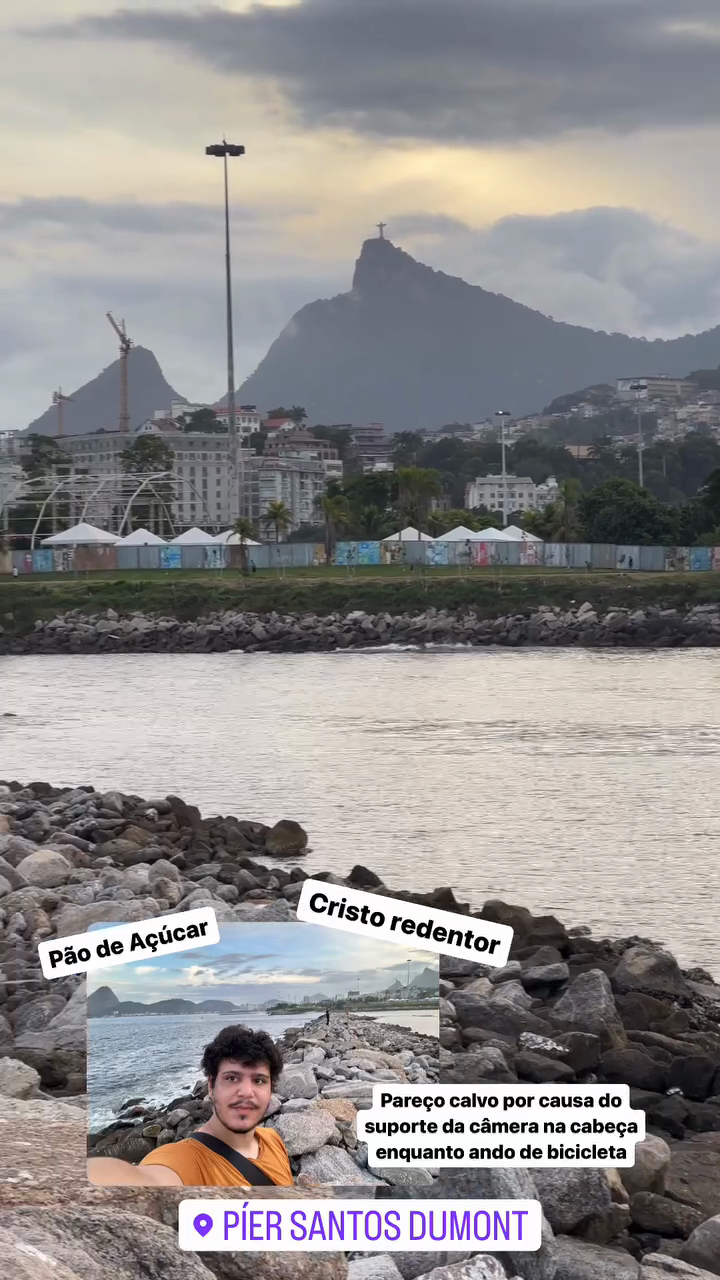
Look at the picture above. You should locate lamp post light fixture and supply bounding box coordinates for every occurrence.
[495,410,512,527]
[205,139,246,521]
[629,382,647,488]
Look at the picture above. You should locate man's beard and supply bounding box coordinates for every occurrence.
[216,1100,265,1134]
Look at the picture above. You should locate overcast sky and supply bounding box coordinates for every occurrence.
[87,923,436,1004]
[5,0,720,429]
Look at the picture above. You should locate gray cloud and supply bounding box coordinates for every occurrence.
[28,0,720,144]
[392,206,720,338]
[0,196,259,237]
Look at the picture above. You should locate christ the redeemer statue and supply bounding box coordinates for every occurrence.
[377,222,387,239]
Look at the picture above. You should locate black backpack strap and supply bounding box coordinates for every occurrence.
[190,1131,279,1186]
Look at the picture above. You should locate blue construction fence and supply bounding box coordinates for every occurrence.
[2,541,720,574]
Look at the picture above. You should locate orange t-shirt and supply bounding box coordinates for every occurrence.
[139,1128,293,1187]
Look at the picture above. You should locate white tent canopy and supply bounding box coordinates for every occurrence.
[41,522,119,546]
[435,525,482,542]
[503,525,543,543]
[473,527,515,541]
[169,527,216,545]
[212,530,261,546]
[382,526,434,543]
[119,528,167,546]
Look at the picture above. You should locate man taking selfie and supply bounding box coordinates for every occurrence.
[89,1025,293,1187]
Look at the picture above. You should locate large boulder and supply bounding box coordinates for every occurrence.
[665,1134,720,1220]
[641,1256,720,1278]
[54,898,161,936]
[532,1168,613,1235]
[273,1109,337,1155]
[629,1191,704,1237]
[275,1064,319,1100]
[297,1146,383,1186]
[264,820,308,856]
[613,947,690,1001]
[621,1134,672,1197]
[549,970,626,1049]
[0,1208,216,1279]
[0,1056,41,1099]
[406,1260,508,1279]
[552,1236,640,1279]
[15,849,73,889]
[681,1216,720,1276]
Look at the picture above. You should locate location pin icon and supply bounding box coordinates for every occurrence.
[194,1213,213,1238]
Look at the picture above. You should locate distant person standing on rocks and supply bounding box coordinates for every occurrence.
[88,1025,292,1187]
[326,1007,330,1025]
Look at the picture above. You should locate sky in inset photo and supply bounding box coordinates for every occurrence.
[86,921,438,1006]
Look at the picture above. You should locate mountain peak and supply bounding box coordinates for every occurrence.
[27,345,187,438]
[352,236,425,293]
[238,236,720,430]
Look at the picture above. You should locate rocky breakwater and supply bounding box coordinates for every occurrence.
[3,785,720,1278]
[7,600,720,653]
[433,898,720,1275]
[88,1011,438,1190]
[0,778,315,1091]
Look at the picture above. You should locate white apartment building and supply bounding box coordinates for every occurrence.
[58,422,338,533]
[250,456,328,531]
[60,425,248,530]
[0,432,24,525]
[465,473,559,515]
[616,376,696,402]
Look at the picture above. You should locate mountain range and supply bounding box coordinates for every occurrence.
[87,985,245,1019]
[27,238,720,435]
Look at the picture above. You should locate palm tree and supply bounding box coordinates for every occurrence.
[395,466,443,538]
[232,515,257,572]
[263,500,293,543]
[289,406,307,426]
[355,503,392,540]
[316,493,351,564]
[551,478,582,541]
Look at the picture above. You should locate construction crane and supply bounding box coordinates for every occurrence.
[106,312,133,433]
[52,387,73,437]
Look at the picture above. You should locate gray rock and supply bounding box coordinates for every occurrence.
[276,1063,319,1100]
[641,1257,720,1278]
[532,1168,612,1234]
[233,900,296,922]
[348,1257,404,1280]
[391,1256,473,1280]
[0,1056,41,1098]
[613,947,690,1001]
[408,1259,507,1280]
[621,1135,672,1197]
[681,1216,720,1275]
[15,848,73,888]
[298,1145,384,1185]
[321,1082,375,1107]
[549,970,626,1049]
[0,1207,216,1279]
[273,1109,337,1155]
[54,897,161,935]
[552,1236,639,1279]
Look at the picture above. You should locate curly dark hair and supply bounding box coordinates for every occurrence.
[201,1024,284,1087]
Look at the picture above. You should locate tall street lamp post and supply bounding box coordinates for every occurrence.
[495,410,512,527]
[629,381,647,488]
[206,139,246,521]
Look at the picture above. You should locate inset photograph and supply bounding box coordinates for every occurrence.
[86,922,439,1188]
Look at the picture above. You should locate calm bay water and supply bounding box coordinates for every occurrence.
[2,649,720,974]
[87,1009,438,1128]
